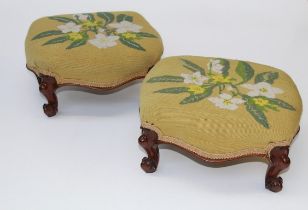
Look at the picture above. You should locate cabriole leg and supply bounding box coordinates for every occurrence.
[138,127,159,173]
[37,75,58,117]
[265,146,290,192]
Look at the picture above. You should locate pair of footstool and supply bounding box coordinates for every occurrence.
[25,11,302,192]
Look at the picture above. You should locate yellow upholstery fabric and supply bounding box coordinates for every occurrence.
[25,11,163,88]
[140,56,302,159]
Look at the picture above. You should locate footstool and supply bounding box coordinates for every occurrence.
[138,56,302,192]
[25,11,163,117]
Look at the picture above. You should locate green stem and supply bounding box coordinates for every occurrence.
[230,84,248,100]
[230,84,241,95]
[218,84,225,94]
[104,28,116,35]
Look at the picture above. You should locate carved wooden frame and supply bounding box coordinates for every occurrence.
[138,127,299,192]
[27,65,152,117]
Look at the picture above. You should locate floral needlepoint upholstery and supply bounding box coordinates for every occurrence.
[140,56,302,159]
[25,11,163,88]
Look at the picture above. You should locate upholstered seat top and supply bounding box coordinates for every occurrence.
[25,11,163,88]
[140,56,302,160]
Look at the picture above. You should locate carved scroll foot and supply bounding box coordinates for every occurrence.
[37,75,58,117]
[138,127,159,173]
[265,146,290,192]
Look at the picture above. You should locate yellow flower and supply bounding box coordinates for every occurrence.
[121,32,138,40]
[253,98,269,106]
[259,87,268,93]
[211,74,232,83]
[188,85,205,94]
[223,99,232,105]
[83,21,101,28]
[68,32,83,41]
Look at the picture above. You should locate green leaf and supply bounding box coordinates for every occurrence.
[219,58,230,77]
[43,36,68,45]
[119,37,145,51]
[66,38,87,49]
[235,61,255,84]
[49,16,78,24]
[32,30,63,40]
[246,102,269,128]
[97,12,114,24]
[155,87,189,94]
[180,87,213,104]
[268,98,296,111]
[117,14,133,22]
[147,75,184,83]
[181,59,206,75]
[135,32,157,38]
[255,72,279,84]
[86,13,95,21]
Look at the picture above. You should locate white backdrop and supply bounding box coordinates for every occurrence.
[0,0,307,209]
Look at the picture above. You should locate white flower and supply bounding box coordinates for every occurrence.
[108,21,142,33]
[73,14,89,21]
[181,72,208,85]
[57,22,82,33]
[207,59,224,74]
[208,93,245,110]
[241,82,284,98]
[88,34,119,49]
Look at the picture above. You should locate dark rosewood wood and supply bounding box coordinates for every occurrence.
[265,146,290,192]
[138,127,159,173]
[37,75,58,117]
[27,65,153,117]
[138,127,298,192]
